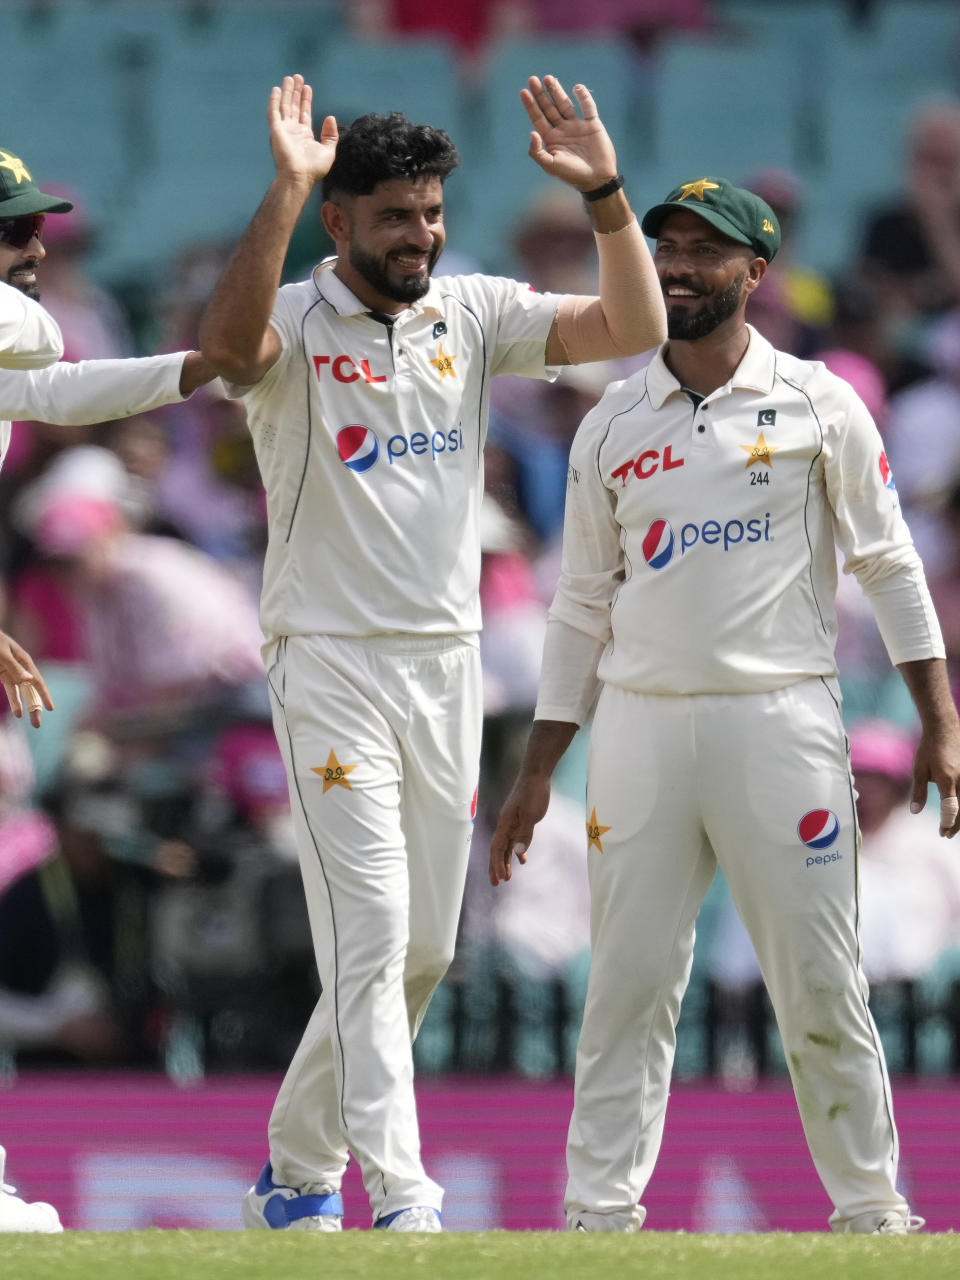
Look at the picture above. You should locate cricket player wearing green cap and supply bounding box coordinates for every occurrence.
[491,176,959,1235]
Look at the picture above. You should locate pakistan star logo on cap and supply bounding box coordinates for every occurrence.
[678,179,720,202]
[0,150,31,185]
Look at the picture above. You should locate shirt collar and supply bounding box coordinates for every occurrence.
[645,324,777,409]
[312,258,444,320]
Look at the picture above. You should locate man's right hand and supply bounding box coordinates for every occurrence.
[269,74,339,187]
[489,774,552,886]
[0,629,53,727]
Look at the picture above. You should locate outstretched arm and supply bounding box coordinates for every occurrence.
[520,75,666,364]
[199,74,339,386]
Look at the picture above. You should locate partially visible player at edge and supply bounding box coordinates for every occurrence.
[489,176,960,1235]
[0,145,217,1232]
[199,72,666,1232]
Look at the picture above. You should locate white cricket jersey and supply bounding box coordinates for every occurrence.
[545,325,943,700]
[230,262,562,642]
[0,352,191,473]
[0,280,64,465]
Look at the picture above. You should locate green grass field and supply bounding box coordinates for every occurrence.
[0,1231,958,1280]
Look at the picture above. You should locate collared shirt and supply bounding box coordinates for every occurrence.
[544,325,942,700]
[229,262,562,643]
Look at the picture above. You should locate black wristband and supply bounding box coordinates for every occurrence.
[581,174,625,203]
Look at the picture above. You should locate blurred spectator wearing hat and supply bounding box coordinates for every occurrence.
[10,445,265,732]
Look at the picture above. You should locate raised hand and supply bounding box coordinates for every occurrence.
[268,74,339,186]
[521,75,618,193]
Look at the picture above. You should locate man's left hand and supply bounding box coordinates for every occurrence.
[520,75,618,192]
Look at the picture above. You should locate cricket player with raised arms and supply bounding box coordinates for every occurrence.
[199,72,666,1231]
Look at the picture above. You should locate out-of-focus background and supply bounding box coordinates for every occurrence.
[3,0,960,1232]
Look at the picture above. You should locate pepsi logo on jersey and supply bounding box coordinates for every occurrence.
[641,512,772,569]
[336,423,464,473]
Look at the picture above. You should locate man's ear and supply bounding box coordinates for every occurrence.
[743,256,767,295]
[321,200,349,246]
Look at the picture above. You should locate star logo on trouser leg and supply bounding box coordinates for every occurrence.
[312,750,357,793]
[586,808,611,852]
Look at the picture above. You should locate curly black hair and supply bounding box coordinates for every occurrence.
[322,112,461,201]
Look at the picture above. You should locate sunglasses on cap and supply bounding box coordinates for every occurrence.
[0,214,45,249]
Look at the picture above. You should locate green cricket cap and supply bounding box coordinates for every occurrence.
[0,146,73,217]
[641,176,780,263]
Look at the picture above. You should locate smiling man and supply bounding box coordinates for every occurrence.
[490,176,960,1235]
[200,72,666,1234]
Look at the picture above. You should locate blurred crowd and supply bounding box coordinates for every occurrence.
[4,15,960,1081]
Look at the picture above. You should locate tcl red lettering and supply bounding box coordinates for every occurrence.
[609,445,686,487]
[634,450,660,480]
[313,354,388,384]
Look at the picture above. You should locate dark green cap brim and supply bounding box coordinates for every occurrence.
[642,202,768,257]
[0,189,73,216]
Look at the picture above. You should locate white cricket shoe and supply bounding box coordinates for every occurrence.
[0,1146,63,1233]
[374,1206,442,1232]
[242,1161,342,1231]
[840,1208,925,1234]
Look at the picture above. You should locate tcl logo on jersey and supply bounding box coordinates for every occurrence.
[641,512,772,569]
[336,423,463,473]
[610,445,684,487]
[879,450,896,490]
[313,355,387,384]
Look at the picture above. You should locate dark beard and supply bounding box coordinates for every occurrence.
[6,263,40,300]
[666,272,745,340]
[349,242,438,304]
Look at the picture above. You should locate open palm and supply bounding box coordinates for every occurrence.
[269,74,339,185]
[521,75,618,190]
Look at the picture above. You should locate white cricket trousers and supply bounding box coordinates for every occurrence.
[566,677,909,1230]
[263,632,482,1223]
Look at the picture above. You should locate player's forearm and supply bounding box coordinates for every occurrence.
[550,212,667,364]
[898,657,960,736]
[199,174,312,382]
[178,350,220,396]
[515,718,580,784]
